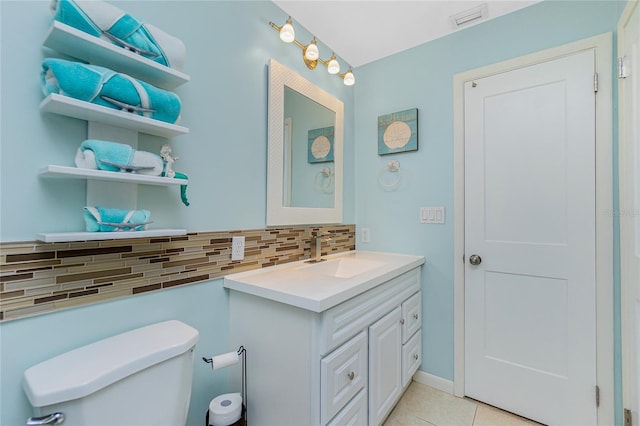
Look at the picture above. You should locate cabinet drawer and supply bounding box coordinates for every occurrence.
[401,291,421,343]
[321,331,368,425]
[326,389,367,426]
[320,268,420,355]
[402,330,422,387]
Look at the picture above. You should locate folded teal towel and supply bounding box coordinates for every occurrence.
[80,140,135,172]
[42,58,182,124]
[51,0,186,70]
[84,206,151,232]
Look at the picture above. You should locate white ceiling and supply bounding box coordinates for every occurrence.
[272,1,541,68]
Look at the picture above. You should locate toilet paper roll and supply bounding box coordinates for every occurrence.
[209,393,242,426]
[210,351,239,370]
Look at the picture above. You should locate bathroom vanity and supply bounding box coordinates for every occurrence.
[224,251,425,426]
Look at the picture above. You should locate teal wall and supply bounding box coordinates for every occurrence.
[353,0,625,423]
[0,0,628,425]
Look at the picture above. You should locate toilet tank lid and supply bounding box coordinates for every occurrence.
[23,320,199,407]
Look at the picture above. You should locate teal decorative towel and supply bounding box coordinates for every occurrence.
[51,0,186,70]
[41,58,182,124]
[84,206,151,232]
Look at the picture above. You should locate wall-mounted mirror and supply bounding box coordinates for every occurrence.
[267,59,343,225]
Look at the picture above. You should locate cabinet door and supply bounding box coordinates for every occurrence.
[326,389,367,426]
[401,292,421,343]
[321,331,368,425]
[402,330,422,387]
[368,306,402,426]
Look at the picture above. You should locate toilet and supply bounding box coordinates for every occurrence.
[23,320,199,426]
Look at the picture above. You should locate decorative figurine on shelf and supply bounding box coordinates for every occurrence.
[160,143,190,207]
[160,143,178,178]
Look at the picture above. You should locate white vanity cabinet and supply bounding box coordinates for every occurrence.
[227,263,423,426]
[368,306,402,426]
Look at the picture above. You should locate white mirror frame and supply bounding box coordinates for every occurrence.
[267,59,344,226]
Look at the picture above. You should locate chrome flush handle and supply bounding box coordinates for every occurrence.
[26,412,65,425]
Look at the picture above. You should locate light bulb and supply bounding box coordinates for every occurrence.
[327,54,340,75]
[279,17,295,43]
[305,38,319,61]
[343,69,355,86]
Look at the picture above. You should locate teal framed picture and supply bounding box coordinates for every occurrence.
[308,126,334,163]
[377,108,418,155]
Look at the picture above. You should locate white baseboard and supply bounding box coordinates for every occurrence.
[413,370,455,395]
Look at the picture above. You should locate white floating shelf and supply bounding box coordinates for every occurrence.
[40,165,188,186]
[40,94,188,138]
[37,229,187,243]
[43,21,190,90]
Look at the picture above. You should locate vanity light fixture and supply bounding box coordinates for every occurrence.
[327,53,340,75]
[303,37,319,69]
[279,16,295,42]
[305,37,319,61]
[343,68,355,86]
[269,18,355,86]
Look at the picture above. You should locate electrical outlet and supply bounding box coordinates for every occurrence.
[231,236,245,261]
[361,228,371,243]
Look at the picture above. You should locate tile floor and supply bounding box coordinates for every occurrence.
[384,382,543,426]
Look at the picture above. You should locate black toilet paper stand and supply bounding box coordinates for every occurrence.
[203,346,247,426]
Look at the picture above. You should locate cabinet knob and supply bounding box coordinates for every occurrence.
[400,319,405,325]
[348,371,355,381]
[413,313,419,320]
[413,353,419,360]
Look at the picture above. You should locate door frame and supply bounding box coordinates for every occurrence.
[452,33,614,424]
[619,0,639,423]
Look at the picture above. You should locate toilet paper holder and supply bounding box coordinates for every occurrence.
[203,346,247,426]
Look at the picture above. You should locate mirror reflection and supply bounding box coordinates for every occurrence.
[283,87,336,208]
[267,59,343,226]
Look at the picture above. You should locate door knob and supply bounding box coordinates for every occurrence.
[469,254,482,266]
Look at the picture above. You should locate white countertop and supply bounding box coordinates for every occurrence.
[223,250,425,312]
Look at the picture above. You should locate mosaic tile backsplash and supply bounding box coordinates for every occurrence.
[0,225,355,321]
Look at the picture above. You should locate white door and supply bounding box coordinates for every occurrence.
[368,306,402,426]
[619,1,640,425]
[464,50,597,425]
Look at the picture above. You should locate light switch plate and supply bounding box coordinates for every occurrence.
[420,207,445,224]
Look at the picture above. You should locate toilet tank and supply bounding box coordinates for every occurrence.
[23,320,199,426]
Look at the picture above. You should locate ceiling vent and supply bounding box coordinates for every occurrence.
[450,3,488,28]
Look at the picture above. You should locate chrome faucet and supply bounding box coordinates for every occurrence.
[307,231,332,263]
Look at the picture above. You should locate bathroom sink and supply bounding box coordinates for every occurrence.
[223,251,425,312]
[296,257,385,279]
